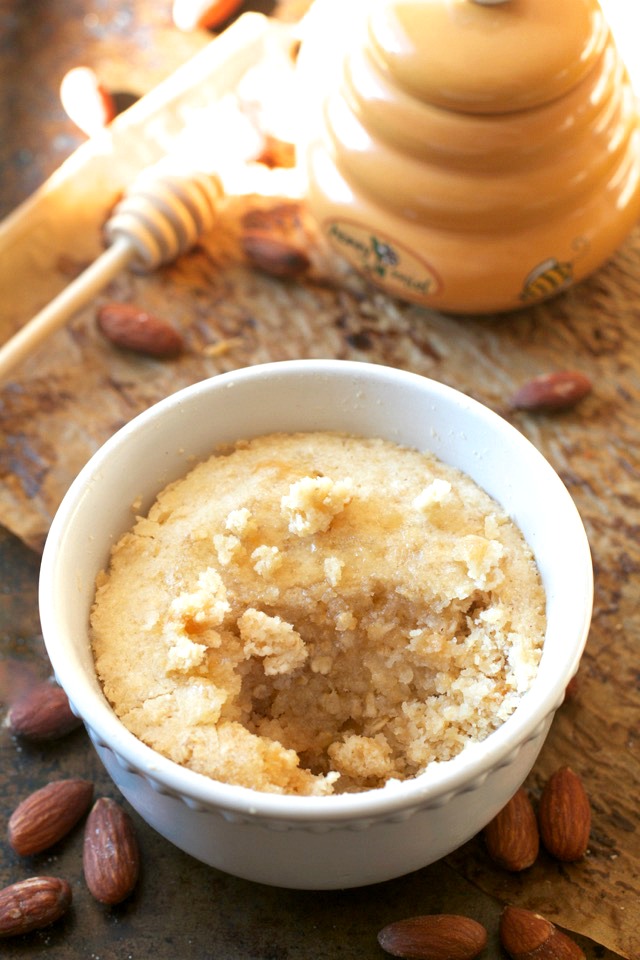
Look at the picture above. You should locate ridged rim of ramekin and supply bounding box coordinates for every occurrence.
[79,707,558,831]
[39,360,594,828]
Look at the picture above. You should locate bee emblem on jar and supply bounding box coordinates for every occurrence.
[520,257,575,303]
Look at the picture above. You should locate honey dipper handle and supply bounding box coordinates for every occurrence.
[0,236,133,383]
[0,165,221,383]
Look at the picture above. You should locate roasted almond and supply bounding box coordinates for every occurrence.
[256,135,297,169]
[8,779,94,856]
[0,876,72,938]
[240,201,303,234]
[499,905,586,960]
[241,232,310,279]
[60,66,116,137]
[96,302,184,358]
[172,0,244,31]
[6,681,82,741]
[510,370,592,411]
[378,914,488,960]
[483,787,539,871]
[538,766,591,862]
[562,674,580,705]
[83,797,140,905]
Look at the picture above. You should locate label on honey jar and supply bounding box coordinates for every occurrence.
[325,219,441,303]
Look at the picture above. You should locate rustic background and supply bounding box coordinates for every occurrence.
[0,1,638,957]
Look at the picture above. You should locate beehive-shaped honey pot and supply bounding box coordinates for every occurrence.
[299,0,640,313]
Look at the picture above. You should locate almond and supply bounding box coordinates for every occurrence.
[0,876,72,938]
[509,370,592,411]
[483,787,539,871]
[6,681,83,741]
[240,201,303,234]
[241,232,310,279]
[83,797,140,904]
[562,674,580,705]
[378,914,488,960]
[96,302,184,358]
[60,66,116,137]
[172,0,244,31]
[256,135,297,169]
[538,766,591,862]
[499,906,586,960]
[8,779,94,856]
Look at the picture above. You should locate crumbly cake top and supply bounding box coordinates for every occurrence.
[90,431,546,795]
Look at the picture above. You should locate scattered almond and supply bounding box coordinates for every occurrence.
[8,779,94,856]
[562,674,580,705]
[538,767,591,862]
[172,0,244,31]
[377,914,488,960]
[96,302,184,358]
[6,681,82,741]
[83,798,140,905]
[0,876,72,938]
[59,66,116,137]
[255,135,297,169]
[509,370,592,411]
[499,905,585,960]
[241,232,310,279]
[483,787,539,872]
[240,201,303,234]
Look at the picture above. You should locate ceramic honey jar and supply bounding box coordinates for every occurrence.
[297,0,640,313]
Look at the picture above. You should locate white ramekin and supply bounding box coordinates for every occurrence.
[39,360,593,889]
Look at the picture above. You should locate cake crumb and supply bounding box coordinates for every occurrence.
[226,507,255,537]
[239,608,308,676]
[251,545,283,577]
[324,556,344,586]
[281,475,353,536]
[412,478,452,511]
[214,533,241,566]
[170,568,230,628]
[328,733,394,780]
[166,630,208,673]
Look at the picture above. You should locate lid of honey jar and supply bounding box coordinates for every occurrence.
[371,0,609,114]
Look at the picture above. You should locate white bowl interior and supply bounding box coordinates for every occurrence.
[40,359,593,821]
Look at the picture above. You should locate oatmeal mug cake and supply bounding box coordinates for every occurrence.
[90,432,545,796]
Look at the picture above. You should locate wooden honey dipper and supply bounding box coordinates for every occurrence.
[0,160,222,381]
